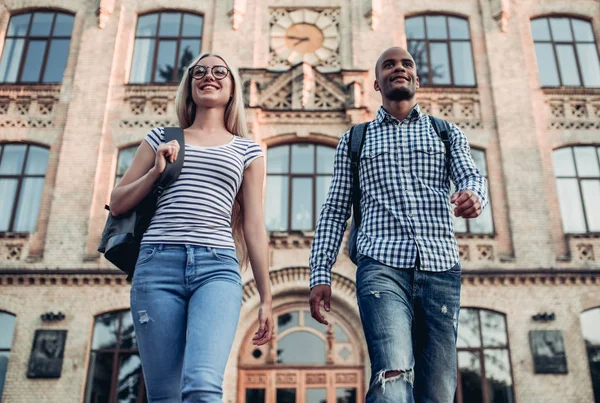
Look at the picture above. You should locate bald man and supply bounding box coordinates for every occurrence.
[309,47,488,402]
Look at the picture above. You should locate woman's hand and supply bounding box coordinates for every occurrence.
[252,302,273,345]
[154,140,180,174]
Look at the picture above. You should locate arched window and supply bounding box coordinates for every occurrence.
[0,143,49,233]
[552,146,600,234]
[239,306,362,403]
[405,14,476,86]
[115,145,138,186]
[454,148,494,234]
[456,308,515,403]
[0,10,74,83]
[130,11,204,84]
[265,143,335,232]
[581,308,600,402]
[0,312,16,400]
[531,17,600,87]
[83,310,146,403]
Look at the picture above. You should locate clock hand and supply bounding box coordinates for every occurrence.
[286,35,309,40]
[293,37,309,46]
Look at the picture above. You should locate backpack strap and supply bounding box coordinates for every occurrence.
[428,115,451,172]
[153,127,185,196]
[348,122,369,228]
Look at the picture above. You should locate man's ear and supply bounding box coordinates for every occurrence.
[374,79,380,92]
[415,76,420,89]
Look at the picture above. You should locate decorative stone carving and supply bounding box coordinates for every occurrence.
[336,373,358,383]
[418,89,483,130]
[276,373,297,384]
[0,86,59,128]
[241,63,367,112]
[545,91,600,130]
[364,0,382,31]
[0,97,9,114]
[228,0,247,31]
[245,373,266,385]
[458,244,470,261]
[576,244,594,261]
[120,86,179,129]
[490,0,510,33]
[477,245,494,261]
[16,98,31,115]
[306,373,326,384]
[96,0,115,29]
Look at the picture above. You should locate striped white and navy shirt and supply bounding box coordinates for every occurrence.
[141,127,263,250]
[309,105,488,288]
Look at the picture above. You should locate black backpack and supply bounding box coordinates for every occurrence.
[98,127,185,280]
[347,115,451,264]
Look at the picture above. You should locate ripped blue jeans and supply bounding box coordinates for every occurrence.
[130,244,242,403]
[356,255,461,403]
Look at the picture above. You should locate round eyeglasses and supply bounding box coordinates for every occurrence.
[188,65,230,80]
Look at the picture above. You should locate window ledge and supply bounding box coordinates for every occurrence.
[419,86,478,94]
[269,231,315,249]
[542,87,600,96]
[456,233,495,240]
[0,232,30,240]
[0,84,61,97]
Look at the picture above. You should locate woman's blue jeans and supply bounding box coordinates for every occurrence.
[130,244,242,403]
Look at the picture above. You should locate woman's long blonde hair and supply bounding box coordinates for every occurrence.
[175,53,250,268]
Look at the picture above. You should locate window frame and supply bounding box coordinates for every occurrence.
[553,145,600,235]
[84,310,146,403]
[115,144,139,186]
[0,143,49,234]
[455,307,516,403]
[405,13,477,88]
[129,10,204,85]
[0,10,74,84]
[0,311,16,400]
[265,142,336,233]
[581,307,600,403]
[454,147,495,236]
[531,16,600,88]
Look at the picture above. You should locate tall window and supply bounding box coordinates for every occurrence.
[84,310,146,403]
[0,144,49,233]
[581,308,600,403]
[0,11,74,83]
[405,15,476,86]
[115,146,138,186]
[531,17,600,87]
[456,308,515,403]
[454,149,494,235]
[130,11,203,84]
[0,312,16,401]
[239,306,362,403]
[265,143,335,232]
[552,146,600,234]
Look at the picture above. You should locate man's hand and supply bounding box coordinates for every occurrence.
[451,190,482,219]
[309,284,331,325]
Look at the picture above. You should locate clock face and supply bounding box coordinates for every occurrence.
[284,24,324,55]
[269,9,340,68]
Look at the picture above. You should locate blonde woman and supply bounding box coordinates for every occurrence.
[110,53,273,402]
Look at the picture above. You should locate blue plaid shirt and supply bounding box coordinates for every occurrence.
[309,105,488,288]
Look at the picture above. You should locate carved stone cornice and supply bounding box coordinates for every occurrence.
[240,64,369,112]
[1,268,600,289]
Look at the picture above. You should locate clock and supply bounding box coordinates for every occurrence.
[269,9,341,69]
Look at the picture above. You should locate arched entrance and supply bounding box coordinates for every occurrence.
[237,302,364,403]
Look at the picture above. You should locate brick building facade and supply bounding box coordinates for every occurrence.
[0,0,599,402]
